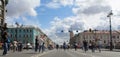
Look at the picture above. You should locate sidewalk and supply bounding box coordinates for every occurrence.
[0,49,50,57]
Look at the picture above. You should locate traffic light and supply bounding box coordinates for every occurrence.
[61,30,64,32]
[68,30,71,32]
[76,30,78,32]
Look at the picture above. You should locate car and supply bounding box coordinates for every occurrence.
[23,43,33,49]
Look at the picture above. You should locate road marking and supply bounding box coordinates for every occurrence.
[31,50,54,57]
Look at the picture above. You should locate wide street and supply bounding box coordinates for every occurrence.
[39,49,120,57]
[1,49,120,57]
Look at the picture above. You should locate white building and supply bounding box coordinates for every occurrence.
[74,30,120,48]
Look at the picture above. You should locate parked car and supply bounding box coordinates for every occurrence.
[23,43,33,49]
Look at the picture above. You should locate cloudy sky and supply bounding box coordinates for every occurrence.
[6,0,120,44]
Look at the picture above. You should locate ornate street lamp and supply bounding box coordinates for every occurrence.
[107,10,113,51]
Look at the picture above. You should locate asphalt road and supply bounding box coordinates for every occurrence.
[1,49,120,57]
[38,49,120,57]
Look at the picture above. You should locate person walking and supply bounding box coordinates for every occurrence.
[97,39,102,52]
[91,40,96,52]
[18,41,22,52]
[56,44,59,50]
[63,42,66,51]
[13,40,17,52]
[38,38,43,53]
[74,42,77,51]
[2,32,8,55]
[35,36,39,52]
[7,37,11,51]
[41,42,45,53]
[83,40,88,52]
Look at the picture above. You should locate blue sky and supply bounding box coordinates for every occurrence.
[36,0,74,29]
[6,0,120,44]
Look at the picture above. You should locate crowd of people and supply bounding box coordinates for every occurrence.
[82,39,102,53]
[1,31,103,56]
[1,33,46,56]
[34,36,45,53]
[54,39,102,53]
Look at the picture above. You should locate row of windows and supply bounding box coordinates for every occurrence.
[10,34,32,38]
[82,35,120,39]
[8,29,32,33]
[82,39,120,43]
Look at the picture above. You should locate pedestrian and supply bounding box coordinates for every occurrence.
[91,40,96,52]
[2,31,8,55]
[74,42,77,51]
[41,42,45,53]
[13,40,17,52]
[38,38,43,53]
[7,37,11,51]
[56,44,59,50]
[35,36,39,52]
[18,41,23,52]
[97,39,102,52]
[63,42,66,51]
[83,40,88,52]
[67,44,70,50]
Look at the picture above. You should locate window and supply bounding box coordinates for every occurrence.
[30,29,32,32]
[117,36,119,39]
[26,34,28,38]
[19,29,21,32]
[19,35,21,38]
[27,29,29,32]
[15,34,17,37]
[112,36,115,38]
[30,34,32,38]
[11,29,13,33]
[23,29,25,32]
[24,35,25,37]
[104,40,106,43]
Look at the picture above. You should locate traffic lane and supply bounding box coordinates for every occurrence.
[0,50,37,57]
[40,50,72,57]
[40,49,90,57]
[71,49,120,57]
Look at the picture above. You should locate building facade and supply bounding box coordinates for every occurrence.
[73,30,120,48]
[6,26,44,45]
[69,31,74,45]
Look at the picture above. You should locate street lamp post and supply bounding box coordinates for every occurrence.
[107,10,113,51]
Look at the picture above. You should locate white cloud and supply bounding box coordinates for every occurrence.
[46,0,74,9]
[59,0,74,6]
[5,0,41,28]
[6,0,40,18]
[46,2,61,9]
[44,16,84,44]
[44,0,120,44]
[6,0,120,44]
